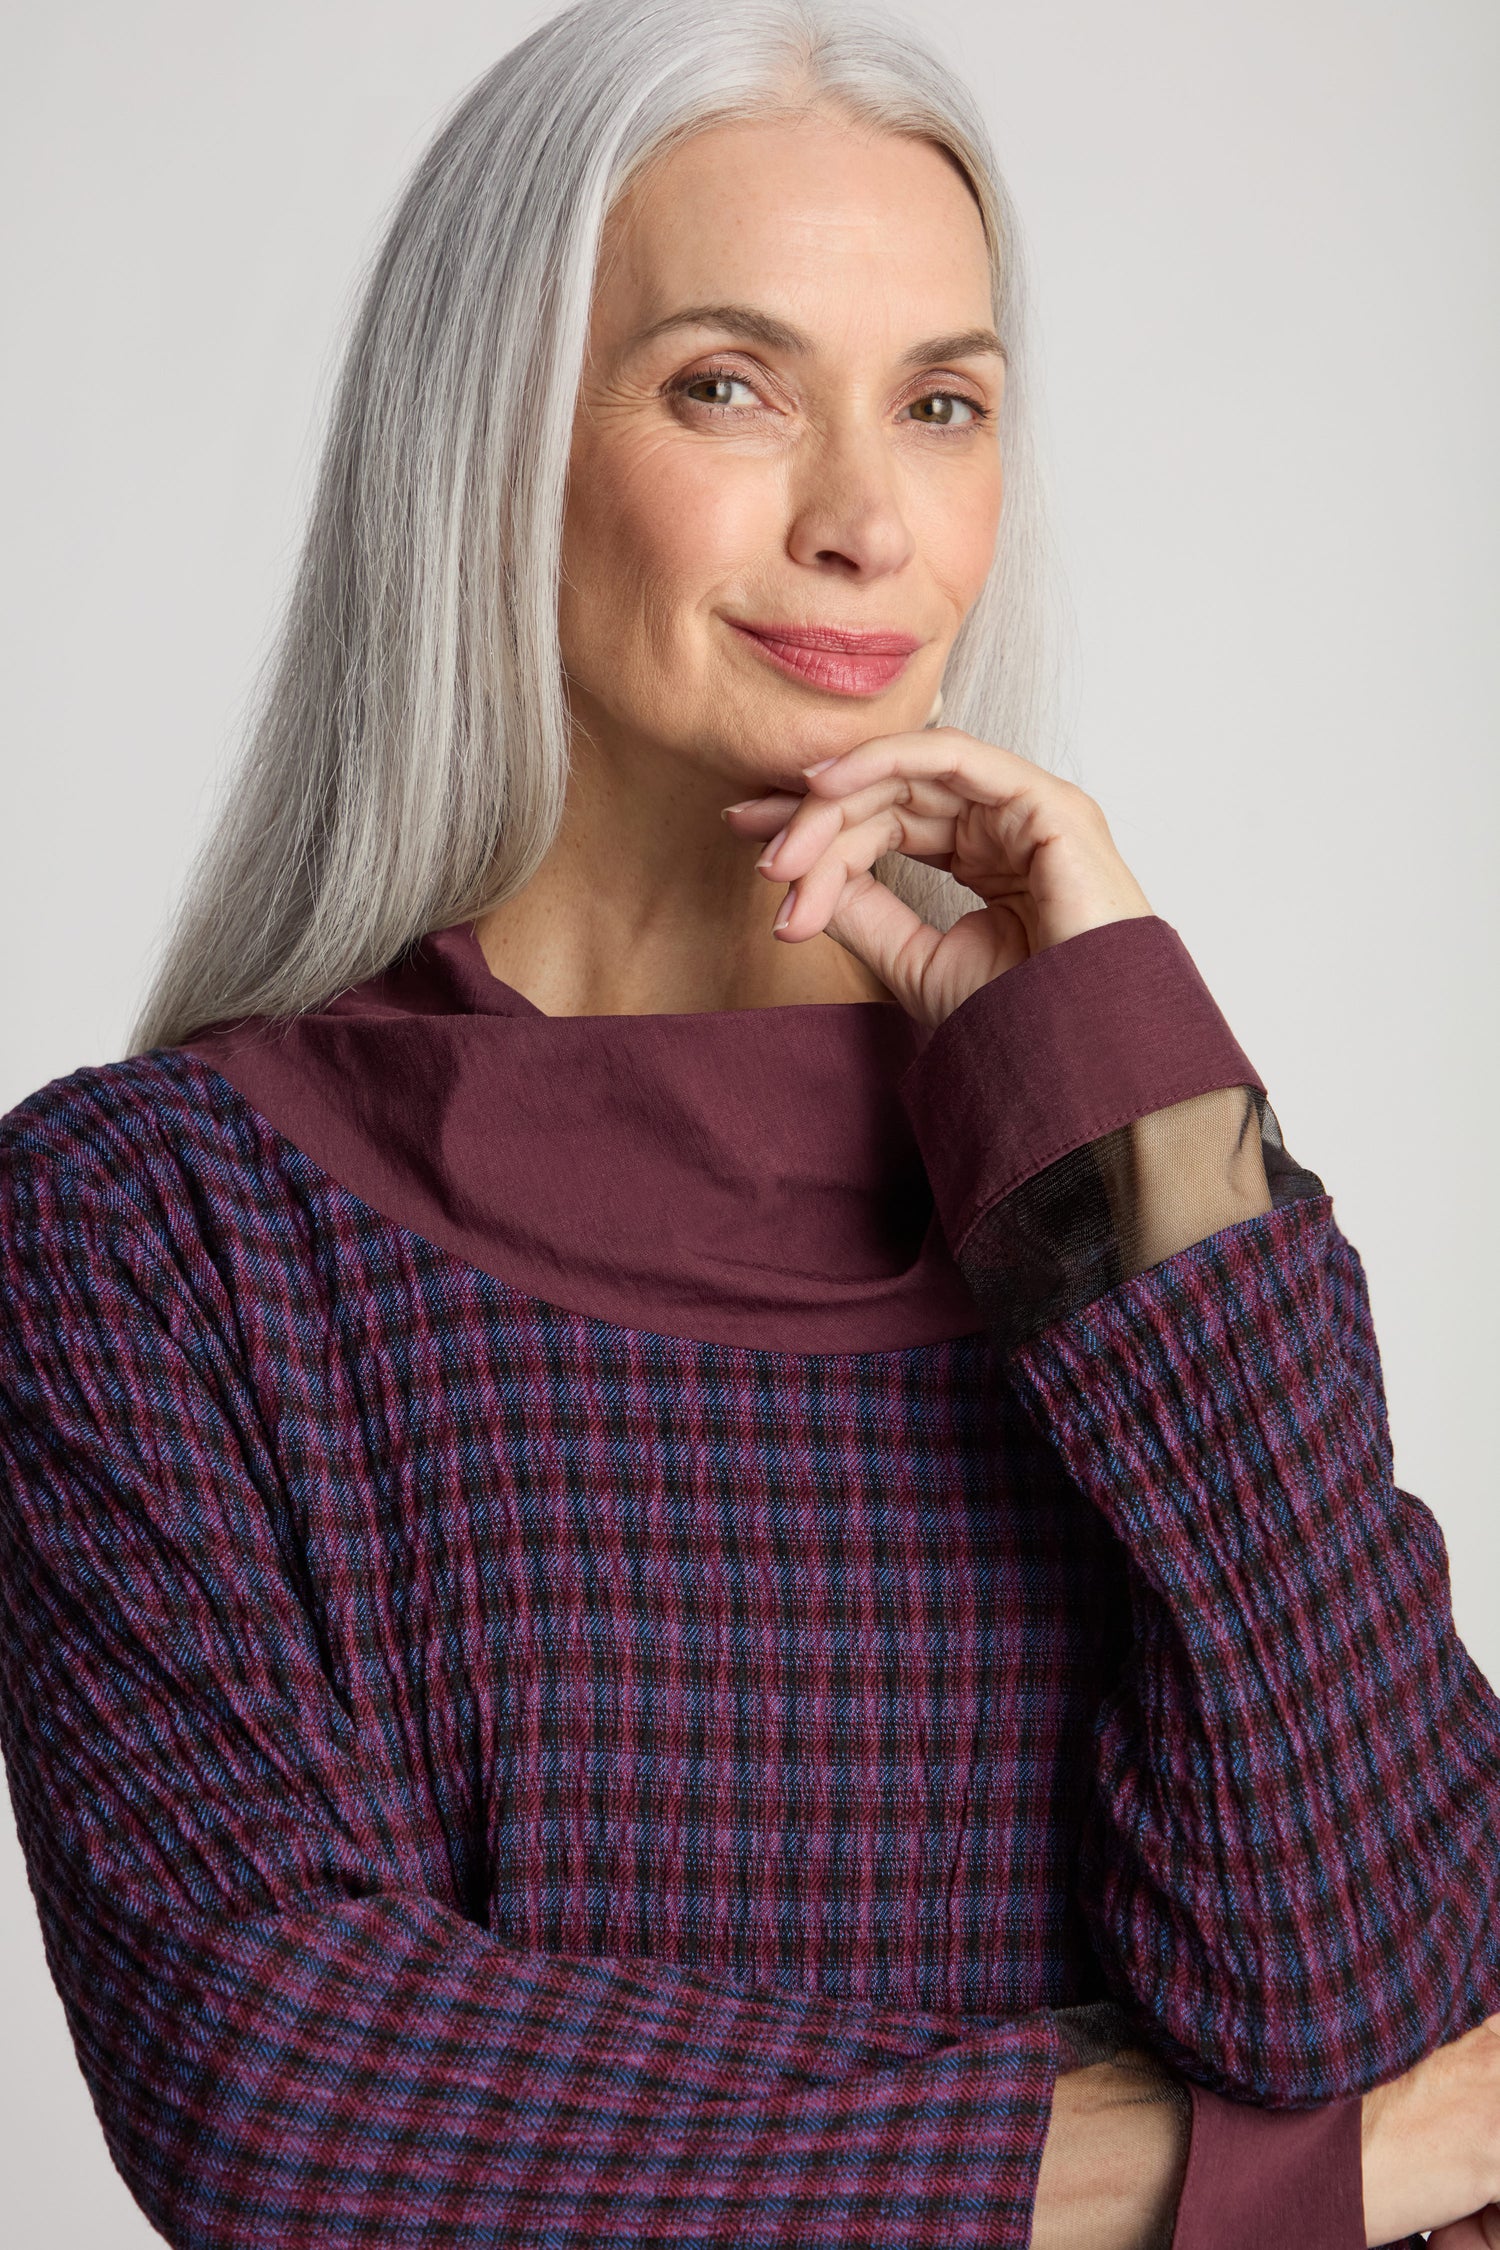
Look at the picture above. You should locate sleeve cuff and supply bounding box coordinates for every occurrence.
[1171,2085,1371,2250]
[896,916,1261,1260]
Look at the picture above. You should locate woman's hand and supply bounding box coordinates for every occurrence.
[1361,2011,1500,2246]
[722,726,1154,1028]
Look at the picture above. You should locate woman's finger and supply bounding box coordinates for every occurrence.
[770,809,961,886]
[792,768,971,830]
[768,815,901,940]
[760,794,957,887]
[800,728,1061,814]
[765,796,965,937]
[816,868,944,1002]
[720,791,803,843]
[819,873,1032,1025]
[726,769,969,866]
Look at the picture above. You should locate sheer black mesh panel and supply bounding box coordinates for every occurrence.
[960,1088,1328,1357]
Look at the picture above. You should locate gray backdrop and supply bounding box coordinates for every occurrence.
[2,0,1496,2238]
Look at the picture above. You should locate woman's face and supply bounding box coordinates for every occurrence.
[558,107,1005,796]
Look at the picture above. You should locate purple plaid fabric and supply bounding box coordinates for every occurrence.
[1,1034,1495,2244]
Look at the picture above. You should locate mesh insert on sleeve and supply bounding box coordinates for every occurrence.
[958,1088,1327,1355]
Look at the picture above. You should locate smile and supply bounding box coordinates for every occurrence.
[726,619,922,696]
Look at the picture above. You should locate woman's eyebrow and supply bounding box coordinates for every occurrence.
[623,302,1006,369]
[895,326,1006,372]
[629,302,808,355]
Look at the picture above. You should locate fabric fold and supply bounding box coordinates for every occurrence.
[181,919,984,1354]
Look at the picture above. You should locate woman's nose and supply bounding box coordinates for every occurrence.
[783,420,917,580]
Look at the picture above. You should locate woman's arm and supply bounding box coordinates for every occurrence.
[728,729,1494,2239]
[898,914,1500,2241]
[1036,2023,1192,2250]
[0,1103,1226,2250]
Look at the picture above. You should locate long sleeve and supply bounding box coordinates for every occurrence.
[0,1124,1109,2250]
[901,913,1500,2248]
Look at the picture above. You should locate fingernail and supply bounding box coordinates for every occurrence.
[801,758,837,777]
[772,887,796,932]
[755,823,788,871]
[721,801,756,818]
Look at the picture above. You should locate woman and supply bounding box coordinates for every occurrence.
[1,1,1497,2243]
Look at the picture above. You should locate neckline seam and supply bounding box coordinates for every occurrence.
[446,921,911,1025]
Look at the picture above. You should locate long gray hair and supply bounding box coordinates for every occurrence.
[127,0,1067,1054]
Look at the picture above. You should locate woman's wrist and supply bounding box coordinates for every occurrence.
[1033,2050,1192,2250]
[896,917,1266,1260]
[1360,2015,1500,2244]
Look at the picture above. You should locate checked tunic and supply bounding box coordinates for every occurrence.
[1,911,1496,2246]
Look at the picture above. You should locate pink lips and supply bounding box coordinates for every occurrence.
[727,619,923,696]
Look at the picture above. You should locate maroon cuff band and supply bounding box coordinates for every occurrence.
[1171,2084,1367,2250]
[896,916,1262,1258]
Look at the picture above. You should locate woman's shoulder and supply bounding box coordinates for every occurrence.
[0,1045,277,1249]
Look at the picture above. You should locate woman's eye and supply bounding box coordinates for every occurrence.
[906,391,982,427]
[679,372,758,409]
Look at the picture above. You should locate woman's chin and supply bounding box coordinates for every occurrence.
[742,698,929,790]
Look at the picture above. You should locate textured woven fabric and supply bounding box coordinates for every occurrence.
[1,928,1496,2244]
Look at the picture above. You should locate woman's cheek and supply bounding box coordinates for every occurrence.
[616,437,788,601]
[913,455,1004,610]
[557,442,765,708]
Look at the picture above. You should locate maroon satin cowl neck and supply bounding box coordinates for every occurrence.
[181,920,985,1354]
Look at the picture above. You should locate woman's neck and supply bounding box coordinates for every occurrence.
[471,881,895,1018]
[471,727,898,1018]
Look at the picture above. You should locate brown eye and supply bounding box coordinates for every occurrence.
[679,372,756,408]
[907,392,980,427]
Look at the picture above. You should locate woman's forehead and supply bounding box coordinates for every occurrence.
[594,114,993,353]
